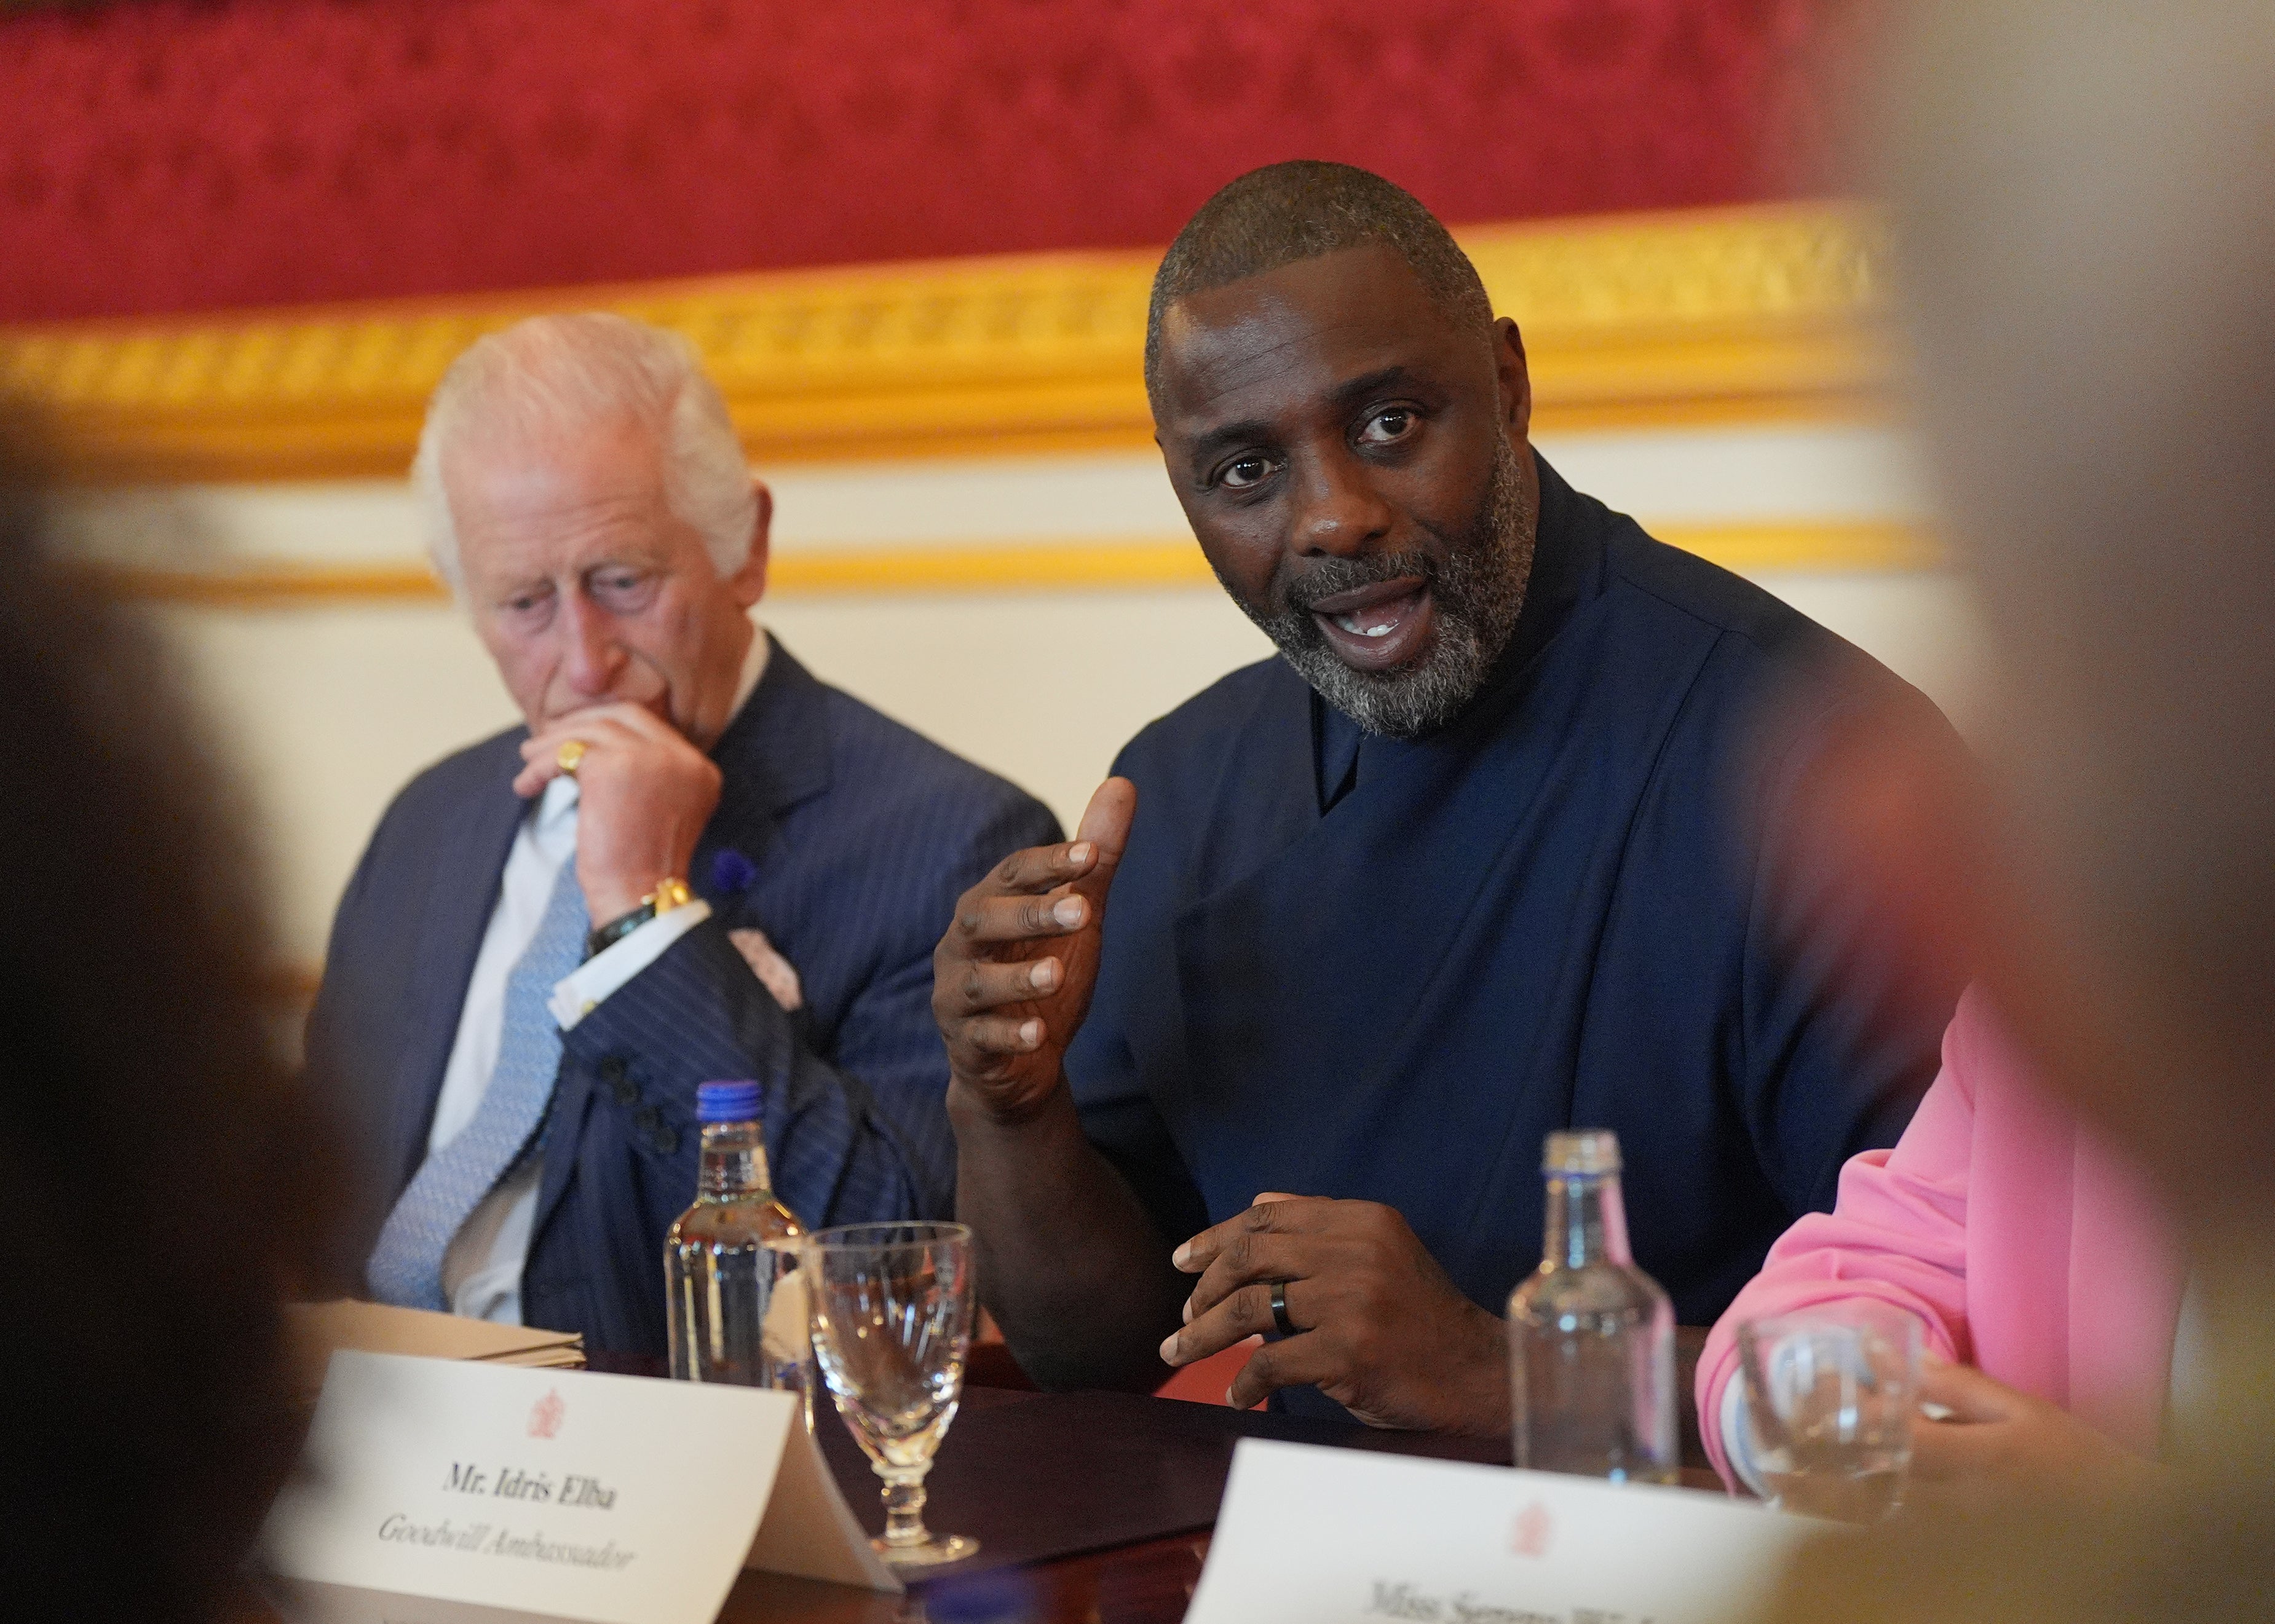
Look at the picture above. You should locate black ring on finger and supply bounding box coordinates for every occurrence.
[1270,1279,1297,1338]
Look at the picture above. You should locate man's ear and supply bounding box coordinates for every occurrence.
[729,479,772,609]
[1492,317,1532,444]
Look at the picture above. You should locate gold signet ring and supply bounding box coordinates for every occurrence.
[555,739,588,776]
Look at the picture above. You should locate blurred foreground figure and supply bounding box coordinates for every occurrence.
[1763,4,2275,1618]
[0,419,333,1621]
[309,315,1053,1356]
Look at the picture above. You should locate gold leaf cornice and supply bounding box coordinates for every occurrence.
[1,202,1892,484]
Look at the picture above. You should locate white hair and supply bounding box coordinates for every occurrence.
[410,313,757,594]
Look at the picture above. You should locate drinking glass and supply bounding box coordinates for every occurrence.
[1737,1304,1923,1524]
[805,1221,979,1566]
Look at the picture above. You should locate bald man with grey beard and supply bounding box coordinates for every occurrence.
[932,162,1966,1437]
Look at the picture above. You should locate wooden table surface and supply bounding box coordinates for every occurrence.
[722,1531,1214,1623]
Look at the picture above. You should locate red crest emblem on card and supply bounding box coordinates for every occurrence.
[1510,1500,1553,1558]
[528,1389,565,1440]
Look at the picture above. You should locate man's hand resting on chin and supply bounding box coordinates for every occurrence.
[516,701,722,922]
[1164,1193,1511,1435]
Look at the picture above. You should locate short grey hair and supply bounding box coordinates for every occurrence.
[411,313,756,594]
[1144,162,1495,405]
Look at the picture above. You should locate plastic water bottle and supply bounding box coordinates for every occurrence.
[665,1081,812,1424]
[1507,1129,1677,1483]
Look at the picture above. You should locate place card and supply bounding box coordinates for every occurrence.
[1184,1439,1824,1624]
[263,1351,898,1624]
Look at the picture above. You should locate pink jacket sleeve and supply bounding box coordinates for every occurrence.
[1695,1001,1983,1486]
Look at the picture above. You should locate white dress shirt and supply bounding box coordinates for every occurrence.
[430,633,769,1322]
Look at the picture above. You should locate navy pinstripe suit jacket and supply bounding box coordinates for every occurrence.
[307,637,1059,1355]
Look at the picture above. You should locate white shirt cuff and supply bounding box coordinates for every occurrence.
[548,899,713,1030]
[1720,1374,1771,1497]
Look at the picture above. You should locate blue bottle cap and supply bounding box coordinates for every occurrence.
[695,1081,764,1124]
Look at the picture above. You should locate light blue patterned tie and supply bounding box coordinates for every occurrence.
[368,860,589,1312]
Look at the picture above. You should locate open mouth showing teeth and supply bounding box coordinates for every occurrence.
[1302,579,1434,672]
[1333,610,1402,638]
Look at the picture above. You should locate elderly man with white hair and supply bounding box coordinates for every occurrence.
[306,313,1057,1355]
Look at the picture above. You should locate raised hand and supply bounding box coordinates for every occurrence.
[516,702,723,921]
[932,778,1136,1124]
[1161,1193,1512,1435]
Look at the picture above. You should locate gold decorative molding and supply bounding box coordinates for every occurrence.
[77,522,1937,609]
[2,203,1892,484]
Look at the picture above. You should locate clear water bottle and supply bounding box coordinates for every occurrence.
[665,1081,812,1425]
[1508,1129,1676,1483]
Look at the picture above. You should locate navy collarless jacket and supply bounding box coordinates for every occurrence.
[1066,461,1964,1418]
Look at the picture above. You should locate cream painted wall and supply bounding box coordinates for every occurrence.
[140,589,1269,964]
[84,424,1978,968]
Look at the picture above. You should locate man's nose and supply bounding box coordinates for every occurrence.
[558,591,624,696]
[1291,449,1394,558]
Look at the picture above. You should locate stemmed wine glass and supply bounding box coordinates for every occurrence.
[805,1221,979,1567]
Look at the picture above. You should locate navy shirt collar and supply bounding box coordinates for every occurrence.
[1308,452,1599,810]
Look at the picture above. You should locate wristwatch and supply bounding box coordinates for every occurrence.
[585,877,695,960]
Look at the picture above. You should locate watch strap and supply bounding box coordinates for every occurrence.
[584,877,695,960]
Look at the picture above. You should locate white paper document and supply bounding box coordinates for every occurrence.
[263,1352,897,1624]
[1185,1439,1823,1624]
[285,1301,584,1398]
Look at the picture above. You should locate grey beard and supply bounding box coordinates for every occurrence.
[1224,440,1536,739]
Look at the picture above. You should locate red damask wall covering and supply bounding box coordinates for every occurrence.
[0,0,1847,323]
